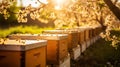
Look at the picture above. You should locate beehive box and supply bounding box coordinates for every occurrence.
[95,27,99,36]
[0,39,47,67]
[70,28,85,44]
[9,34,69,64]
[67,28,80,45]
[92,28,95,38]
[79,30,85,43]
[94,27,100,37]
[47,54,70,67]
[92,27,99,37]
[89,28,93,39]
[96,26,102,35]
[92,36,96,43]
[90,38,95,45]
[74,27,90,44]
[70,45,81,60]
[80,41,87,53]
[43,30,78,50]
[86,39,91,48]
[84,28,90,41]
[39,34,68,65]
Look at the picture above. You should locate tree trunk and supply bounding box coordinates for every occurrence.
[103,0,120,20]
[74,13,80,27]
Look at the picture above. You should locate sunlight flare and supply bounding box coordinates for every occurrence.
[17,0,48,8]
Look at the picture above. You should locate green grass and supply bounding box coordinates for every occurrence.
[0,25,54,38]
[72,39,120,67]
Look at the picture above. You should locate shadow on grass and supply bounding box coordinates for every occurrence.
[72,39,120,67]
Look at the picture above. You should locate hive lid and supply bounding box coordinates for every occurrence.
[39,34,68,40]
[9,34,39,37]
[9,34,41,40]
[0,39,47,51]
[75,27,93,31]
[43,29,77,34]
[9,34,68,40]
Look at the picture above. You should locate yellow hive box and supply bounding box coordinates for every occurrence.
[88,28,93,39]
[73,27,85,44]
[0,39,47,67]
[39,34,68,65]
[43,30,78,50]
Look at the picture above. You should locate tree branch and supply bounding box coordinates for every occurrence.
[103,0,120,20]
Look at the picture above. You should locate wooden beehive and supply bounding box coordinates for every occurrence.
[70,45,81,60]
[84,28,90,41]
[69,28,84,45]
[75,28,85,44]
[92,28,97,37]
[0,39,47,67]
[89,28,93,39]
[97,26,102,35]
[67,28,80,45]
[94,27,100,37]
[76,27,90,41]
[43,30,78,50]
[80,41,87,53]
[39,34,68,65]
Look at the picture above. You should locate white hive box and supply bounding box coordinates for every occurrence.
[80,41,87,53]
[86,39,91,48]
[0,39,47,67]
[70,45,81,60]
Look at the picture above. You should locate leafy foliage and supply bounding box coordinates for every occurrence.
[100,28,120,47]
[0,25,54,38]
[110,29,120,38]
